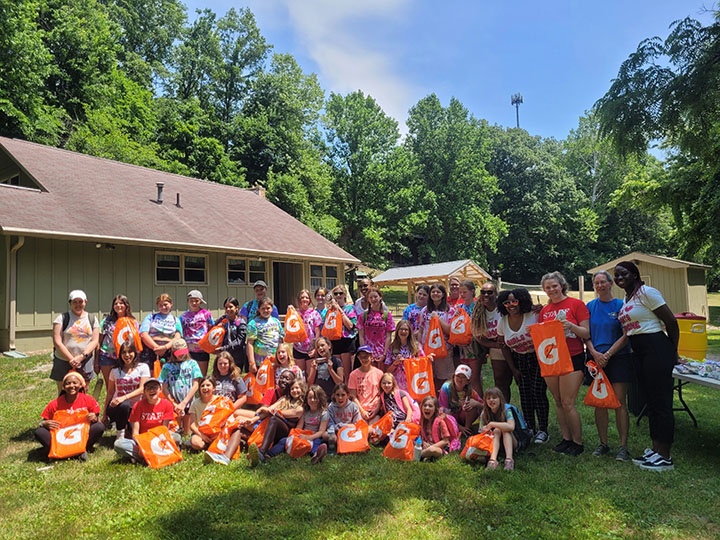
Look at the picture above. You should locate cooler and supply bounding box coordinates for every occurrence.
[674,312,707,361]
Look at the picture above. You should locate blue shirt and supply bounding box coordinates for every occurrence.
[587,298,631,355]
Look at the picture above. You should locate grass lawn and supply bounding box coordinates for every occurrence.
[2,354,719,540]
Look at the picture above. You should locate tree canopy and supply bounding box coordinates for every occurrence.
[2,1,710,287]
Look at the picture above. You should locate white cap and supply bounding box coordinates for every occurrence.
[68,290,87,302]
[187,290,206,303]
[454,364,472,379]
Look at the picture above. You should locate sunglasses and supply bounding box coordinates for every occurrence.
[503,299,519,306]
[333,292,344,296]
[479,290,495,296]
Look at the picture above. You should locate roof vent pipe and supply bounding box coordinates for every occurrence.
[176,193,181,207]
[156,182,164,203]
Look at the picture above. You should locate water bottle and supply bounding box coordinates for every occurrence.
[413,436,422,461]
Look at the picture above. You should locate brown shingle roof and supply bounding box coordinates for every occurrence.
[0,137,358,263]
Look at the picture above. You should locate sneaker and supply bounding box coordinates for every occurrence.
[78,452,89,462]
[205,451,230,466]
[533,431,549,444]
[115,430,126,442]
[553,439,573,453]
[615,446,631,462]
[632,448,656,466]
[563,442,584,456]
[592,443,610,457]
[503,458,515,471]
[248,443,261,468]
[311,443,327,465]
[486,458,498,470]
[639,455,674,472]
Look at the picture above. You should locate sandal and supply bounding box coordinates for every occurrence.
[486,459,498,470]
[504,458,514,471]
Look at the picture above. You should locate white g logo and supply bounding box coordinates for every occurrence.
[451,318,466,334]
[208,327,224,346]
[57,425,83,446]
[390,425,410,449]
[537,337,559,365]
[150,433,175,456]
[411,372,430,395]
[339,426,363,443]
[428,328,443,349]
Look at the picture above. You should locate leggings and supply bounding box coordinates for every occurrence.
[512,351,549,432]
[629,332,675,445]
[107,400,134,431]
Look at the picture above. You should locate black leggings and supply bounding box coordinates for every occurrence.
[629,332,675,445]
[512,351,549,432]
[107,400,134,431]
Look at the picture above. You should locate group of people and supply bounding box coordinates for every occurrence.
[38,262,680,472]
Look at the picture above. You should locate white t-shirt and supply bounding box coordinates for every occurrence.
[618,286,666,336]
[497,312,539,354]
[110,363,151,404]
[53,311,99,357]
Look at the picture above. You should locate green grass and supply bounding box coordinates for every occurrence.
[2,354,720,539]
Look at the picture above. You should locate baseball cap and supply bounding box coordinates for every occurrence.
[253,280,268,289]
[356,345,373,355]
[68,290,87,302]
[172,338,189,357]
[187,290,206,303]
[143,377,161,388]
[455,364,472,379]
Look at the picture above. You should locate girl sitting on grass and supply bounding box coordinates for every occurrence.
[296,385,330,464]
[188,377,220,451]
[480,387,523,471]
[418,396,450,461]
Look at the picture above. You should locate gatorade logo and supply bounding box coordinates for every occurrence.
[428,328,443,349]
[208,327,224,346]
[325,314,337,329]
[591,377,609,400]
[57,425,83,446]
[538,336,559,365]
[339,426,363,443]
[411,372,430,395]
[287,315,302,333]
[451,318,466,334]
[215,439,228,452]
[198,405,216,426]
[150,433,175,456]
[256,365,268,385]
[245,378,255,397]
[390,425,409,449]
[116,326,132,348]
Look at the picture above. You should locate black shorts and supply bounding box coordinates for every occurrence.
[331,337,354,355]
[190,351,210,364]
[602,352,633,384]
[571,353,586,373]
[293,349,311,360]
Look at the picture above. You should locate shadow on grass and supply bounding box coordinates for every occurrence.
[153,452,512,539]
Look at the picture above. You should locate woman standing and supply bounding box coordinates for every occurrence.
[51,290,100,391]
[496,288,549,444]
[614,261,679,472]
[585,271,633,461]
[97,295,138,391]
[139,294,182,372]
[419,283,454,391]
[290,289,323,373]
[403,284,430,339]
[325,286,358,381]
[539,272,590,457]
[471,281,515,403]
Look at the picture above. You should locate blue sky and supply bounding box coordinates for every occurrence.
[185,0,715,139]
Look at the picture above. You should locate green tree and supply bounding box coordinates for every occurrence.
[595,14,720,285]
[486,127,597,284]
[405,95,505,267]
[323,90,400,266]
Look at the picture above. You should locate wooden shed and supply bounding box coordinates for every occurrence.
[587,252,711,318]
[373,259,492,303]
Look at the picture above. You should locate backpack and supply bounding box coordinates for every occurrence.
[432,413,462,452]
[506,403,533,451]
[391,389,421,424]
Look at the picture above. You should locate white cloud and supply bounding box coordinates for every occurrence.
[274,0,418,131]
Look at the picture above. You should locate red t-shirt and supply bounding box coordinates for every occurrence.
[539,297,590,356]
[129,398,175,433]
[41,392,100,420]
